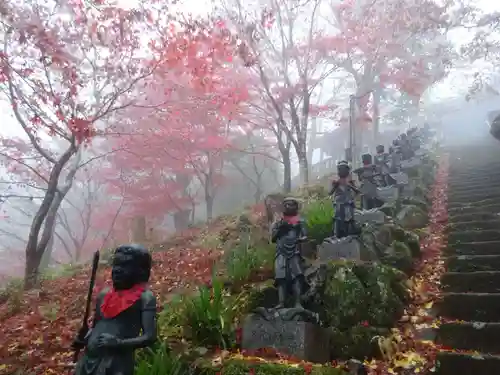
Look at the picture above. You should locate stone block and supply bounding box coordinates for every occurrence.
[242,314,330,363]
[376,186,399,203]
[317,236,372,262]
[355,209,386,225]
[360,180,378,198]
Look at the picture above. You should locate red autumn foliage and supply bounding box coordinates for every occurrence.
[100,21,253,222]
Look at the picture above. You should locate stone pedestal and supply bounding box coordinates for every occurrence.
[242,314,330,363]
[317,236,377,262]
[376,186,398,203]
[360,180,377,198]
[389,172,409,186]
[355,209,386,225]
[401,157,421,170]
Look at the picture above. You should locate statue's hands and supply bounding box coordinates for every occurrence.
[71,337,86,351]
[297,236,308,242]
[96,333,122,349]
[71,326,89,350]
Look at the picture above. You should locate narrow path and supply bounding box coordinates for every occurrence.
[436,139,500,374]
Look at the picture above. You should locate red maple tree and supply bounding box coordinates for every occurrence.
[314,0,451,138]
[103,20,252,226]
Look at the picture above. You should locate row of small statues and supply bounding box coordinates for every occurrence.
[269,125,431,312]
[331,125,430,238]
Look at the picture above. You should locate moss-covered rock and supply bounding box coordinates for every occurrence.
[381,241,413,275]
[329,325,389,360]
[306,261,406,329]
[396,204,428,230]
[364,223,420,257]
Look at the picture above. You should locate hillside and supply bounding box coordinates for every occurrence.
[0,140,447,375]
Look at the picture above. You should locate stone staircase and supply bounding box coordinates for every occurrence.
[436,138,500,374]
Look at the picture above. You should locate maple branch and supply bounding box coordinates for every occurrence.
[2,27,66,163]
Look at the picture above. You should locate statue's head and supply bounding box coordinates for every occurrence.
[361,153,372,165]
[337,160,350,178]
[282,197,299,216]
[392,139,399,146]
[111,243,152,290]
[400,133,407,140]
[376,144,384,154]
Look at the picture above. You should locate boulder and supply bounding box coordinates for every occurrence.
[396,204,427,229]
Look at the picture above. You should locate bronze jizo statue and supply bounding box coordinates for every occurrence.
[271,197,307,310]
[73,244,157,375]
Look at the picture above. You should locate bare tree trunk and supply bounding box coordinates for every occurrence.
[307,118,317,168]
[205,195,214,221]
[24,145,80,289]
[372,86,381,145]
[39,225,56,272]
[282,149,292,193]
[131,216,147,243]
[297,142,309,186]
[173,210,191,231]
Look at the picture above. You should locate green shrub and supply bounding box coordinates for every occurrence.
[184,277,234,349]
[303,198,333,244]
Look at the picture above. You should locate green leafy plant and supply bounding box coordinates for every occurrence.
[135,342,189,375]
[224,233,274,285]
[184,277,234,349]
[303,198,334,243]
[157,295,186,339]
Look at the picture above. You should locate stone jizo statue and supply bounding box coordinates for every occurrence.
[73,244,157,375]
[271,197,307,310]
[329,160,360,238]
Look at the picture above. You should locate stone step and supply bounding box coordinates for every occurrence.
[447,220,500,232]
[448,197,500,209]
[448,230,500,244]
[437,321,500,354]
[435,351,500,375]
[449,203,500,216]
[444,240,500,256]
[449,212,500,224]
[448,182,499,193]
[448,170,500,179]
[449,184,500,196]
[438,292,500,321]
[446,255,500,272]
[441,271,500,293]
[448,175,500,186]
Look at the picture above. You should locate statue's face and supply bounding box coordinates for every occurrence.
[112,250,138,290]
[337,165,350,178]
[283,200,298,216]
